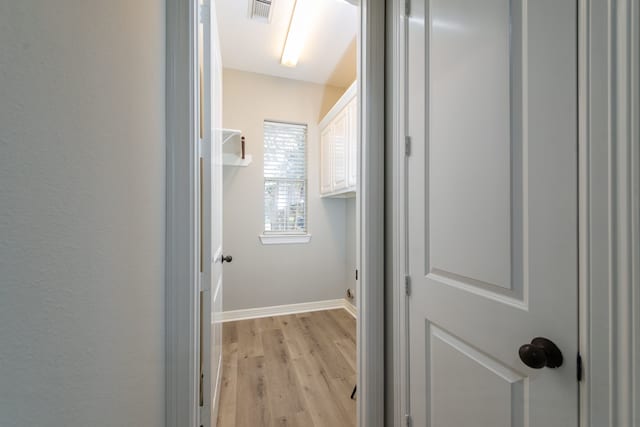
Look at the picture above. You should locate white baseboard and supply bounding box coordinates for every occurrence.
[219,298,357,322]
[343,299,357,318]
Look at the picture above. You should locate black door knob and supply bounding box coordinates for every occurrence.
[221,254,232,263]
[518,337,563,369]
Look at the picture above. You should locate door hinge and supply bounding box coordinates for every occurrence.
[199,371,204,406]
[355,269,358,280]
[404,0,411,17]
[577,352,583,382]
[198,405,205,427]
[405,136,412,156]
[405,414,413,427]
[405,275,411,296]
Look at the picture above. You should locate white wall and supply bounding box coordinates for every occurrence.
[0,2,165,426]
[222,69,349,310]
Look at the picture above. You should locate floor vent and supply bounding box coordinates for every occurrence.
[250,0,273,22]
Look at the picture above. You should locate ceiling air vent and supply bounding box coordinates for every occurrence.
[250,0,273,23]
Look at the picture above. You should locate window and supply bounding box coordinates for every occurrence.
[263,121,308,237]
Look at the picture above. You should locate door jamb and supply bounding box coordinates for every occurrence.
[389,0,409,426]
[166,0,199,425]
[358,0,386,425]
[578,1,639,426]
[166,0,387,425]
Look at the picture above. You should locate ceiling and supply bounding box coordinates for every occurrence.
[215,0,358,88]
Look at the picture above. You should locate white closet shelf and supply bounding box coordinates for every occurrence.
[221,128,252,166]
[222,128,241,145]
[320,190,355,199]
[223,153,252,167]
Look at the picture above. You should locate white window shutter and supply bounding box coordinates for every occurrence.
[263,121,307,233]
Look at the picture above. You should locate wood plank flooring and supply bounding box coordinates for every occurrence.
[216,309,357,427]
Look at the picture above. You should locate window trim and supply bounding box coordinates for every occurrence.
[258,233,312,245]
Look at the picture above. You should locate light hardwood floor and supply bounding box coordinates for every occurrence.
[216,309,357,427]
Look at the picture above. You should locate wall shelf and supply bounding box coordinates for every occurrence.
[223,153,252,167]
[222,128,251,167]
[222,128,241,145]
[320,190,355,199]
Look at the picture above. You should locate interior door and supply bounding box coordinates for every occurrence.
[406,0,578,426]
[200,0,223,425]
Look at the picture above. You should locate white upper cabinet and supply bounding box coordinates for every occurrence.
[332,109,348,191]
[319,81,357,197]
[347,97,357,188]
[320,125,334,194]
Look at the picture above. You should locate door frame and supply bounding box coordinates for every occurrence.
[388,0,409,426]
[165,0,387,426]
[166,0,199,425]
[389,0,640,426]
[578,1,639,426]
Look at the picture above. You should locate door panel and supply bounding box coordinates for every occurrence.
[429,0,516,293]
[407,0,578,425]
[347,98,358,188]
[320,126,333,194]
[428,325,525,427]
[332,110,348,191]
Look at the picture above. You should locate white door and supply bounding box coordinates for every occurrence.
[200,0,223,425]
[406,0,578,426]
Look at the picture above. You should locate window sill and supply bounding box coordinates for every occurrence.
[259,234,312,245]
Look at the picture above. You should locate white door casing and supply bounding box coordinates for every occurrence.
[406,0,579,425]
[200,0,223,425]
[578,1,640,426]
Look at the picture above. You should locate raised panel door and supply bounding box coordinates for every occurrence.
[406,0,579,425]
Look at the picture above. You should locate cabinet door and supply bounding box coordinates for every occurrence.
[347,97,358,188]
[320,125,333,194]
[332,109,348,191]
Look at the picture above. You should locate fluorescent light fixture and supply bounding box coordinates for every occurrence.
[281,0,313,67]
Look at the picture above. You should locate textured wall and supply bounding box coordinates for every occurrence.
[222,68,350,310]
[0,1,165,426]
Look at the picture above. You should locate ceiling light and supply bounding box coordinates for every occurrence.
[281,0,313,67]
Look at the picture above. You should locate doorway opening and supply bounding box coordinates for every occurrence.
[166,0,384,424]
[201,0,362,425]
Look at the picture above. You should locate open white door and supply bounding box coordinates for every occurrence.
[406,0,578,426]
[199,0,223,425]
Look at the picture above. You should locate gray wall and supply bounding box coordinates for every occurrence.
[222,69,350,311]
[346,197,357,305]
[0,2,165,426]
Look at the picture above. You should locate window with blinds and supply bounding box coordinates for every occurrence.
[263,121,308,233]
